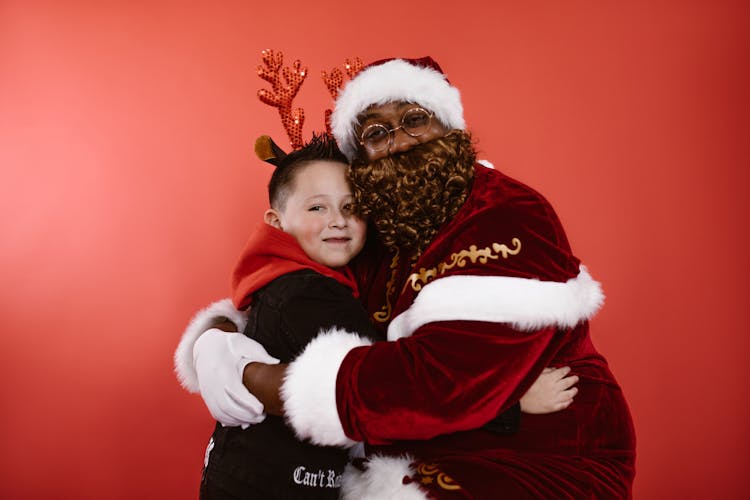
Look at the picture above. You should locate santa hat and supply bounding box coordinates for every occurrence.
[331,57,466,160]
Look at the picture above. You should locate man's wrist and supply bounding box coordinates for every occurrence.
[211,317,238,332]
[242,362,286,416]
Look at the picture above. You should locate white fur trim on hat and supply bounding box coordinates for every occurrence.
[341,455,428,500]
[281,328,372,447]
[331,59,465,160]
[387,265,604,340]
[174,298,249,393]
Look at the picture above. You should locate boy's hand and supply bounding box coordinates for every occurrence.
[520,366,579,414]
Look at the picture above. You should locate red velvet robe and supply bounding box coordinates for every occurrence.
[280,164,636,499]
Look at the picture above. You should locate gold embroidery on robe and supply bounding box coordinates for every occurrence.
[407,238,521,291]
[372,250,400,323]
[415,462,462,491]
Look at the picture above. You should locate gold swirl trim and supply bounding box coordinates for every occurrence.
[372,250,400,323]
[408,238,521,291]
[415,462,462,491]
[416,463,439,475]
[436,473,462,491]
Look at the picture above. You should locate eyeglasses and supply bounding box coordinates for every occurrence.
[358,107,434,153]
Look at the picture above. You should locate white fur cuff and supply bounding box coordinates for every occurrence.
[388,265,604,340]
[174,298,248,393]
[281,328,372,447]
[341,455,427,500]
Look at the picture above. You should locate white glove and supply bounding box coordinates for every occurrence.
[193,328,280,428]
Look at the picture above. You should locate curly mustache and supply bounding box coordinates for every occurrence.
[348,130,476,256]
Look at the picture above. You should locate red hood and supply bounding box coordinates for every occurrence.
[231,223,359,310]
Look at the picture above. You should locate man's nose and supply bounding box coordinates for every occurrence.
[388,127,418,155]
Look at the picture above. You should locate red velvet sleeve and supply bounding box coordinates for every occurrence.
[337,320,563,444]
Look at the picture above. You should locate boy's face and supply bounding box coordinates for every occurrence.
[265,160,366,269]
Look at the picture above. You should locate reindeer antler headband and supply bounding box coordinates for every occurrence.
[256,49,308,151]
[254,49,362,165]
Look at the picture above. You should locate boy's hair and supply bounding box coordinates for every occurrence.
[268,133,349,210]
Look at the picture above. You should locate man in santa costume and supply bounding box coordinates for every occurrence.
[176,56,636,498]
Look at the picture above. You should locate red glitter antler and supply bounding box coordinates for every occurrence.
[257,49,308,150]
[321,57,363,134]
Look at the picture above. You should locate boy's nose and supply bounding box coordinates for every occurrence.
[329,210,347,228]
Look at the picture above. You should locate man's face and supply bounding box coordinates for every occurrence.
[348,125,476,255]
[356,101,450,162]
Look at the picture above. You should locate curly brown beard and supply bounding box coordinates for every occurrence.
[348,130,476,257]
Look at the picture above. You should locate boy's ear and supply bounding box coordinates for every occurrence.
[263,209,283,230]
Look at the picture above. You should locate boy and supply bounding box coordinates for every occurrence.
[192,134,577,499]
[199,134,375,499]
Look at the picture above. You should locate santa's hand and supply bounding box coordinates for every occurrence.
[193,329,280,427]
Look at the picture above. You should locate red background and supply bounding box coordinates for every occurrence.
[1,1,748,498]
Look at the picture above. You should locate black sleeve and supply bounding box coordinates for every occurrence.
[481,402,521,435]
